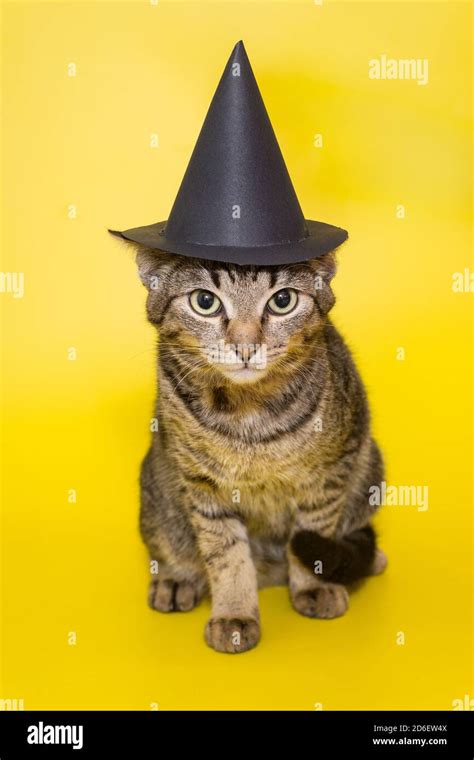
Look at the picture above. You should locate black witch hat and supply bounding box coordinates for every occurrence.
[110,41,347,265]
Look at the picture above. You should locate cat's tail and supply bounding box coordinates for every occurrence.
[290,524,378,584]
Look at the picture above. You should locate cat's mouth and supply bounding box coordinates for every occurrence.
[200,341,295,384]
[202,340,270,383]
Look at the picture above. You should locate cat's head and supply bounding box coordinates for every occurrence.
[131,244,340,385]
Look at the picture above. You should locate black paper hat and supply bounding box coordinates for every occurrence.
[109,41,348,265]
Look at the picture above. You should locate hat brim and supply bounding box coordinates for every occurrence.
[108,220,348,266]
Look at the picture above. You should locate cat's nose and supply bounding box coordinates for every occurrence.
[227,321,262,347]
[235,343,258,363]
[226,321,263,364]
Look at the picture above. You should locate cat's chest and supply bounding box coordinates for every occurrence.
[169,405,323,483]
[169,410,323,534]
[163,391,328,503]
[213,451,300,534]
[197,429,319,510]
[222,442,312,486]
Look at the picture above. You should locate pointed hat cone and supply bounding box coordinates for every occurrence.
[110,41,347,265]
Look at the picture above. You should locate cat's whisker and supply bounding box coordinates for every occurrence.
[158,344,204,353]
[171,363,210,393]
[166,356,211,393]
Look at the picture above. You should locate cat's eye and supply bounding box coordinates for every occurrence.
[267,288,298,315]
[189,289,222,316]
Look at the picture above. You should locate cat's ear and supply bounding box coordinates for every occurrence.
[309,252,337,314]
[135,247,164,291]
[118,241,172,291]
[109,234,166,290]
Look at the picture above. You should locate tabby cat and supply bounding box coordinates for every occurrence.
[131,242,387,653]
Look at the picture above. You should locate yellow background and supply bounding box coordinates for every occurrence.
[1,0,472,710]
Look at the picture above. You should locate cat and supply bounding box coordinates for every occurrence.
[129,242,387,653]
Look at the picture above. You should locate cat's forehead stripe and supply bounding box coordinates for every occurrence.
[209,264,280,291]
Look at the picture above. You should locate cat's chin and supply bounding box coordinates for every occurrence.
[218,366,267,385]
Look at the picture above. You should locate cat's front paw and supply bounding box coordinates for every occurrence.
[148,578,200,612]
[291,583,349,619]
[205,617,260,654]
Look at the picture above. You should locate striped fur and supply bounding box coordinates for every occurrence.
[128,243,386,653]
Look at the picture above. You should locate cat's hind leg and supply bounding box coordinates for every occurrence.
[289,523,384,618]
[288,550,349,619]
[370,548,388,575]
